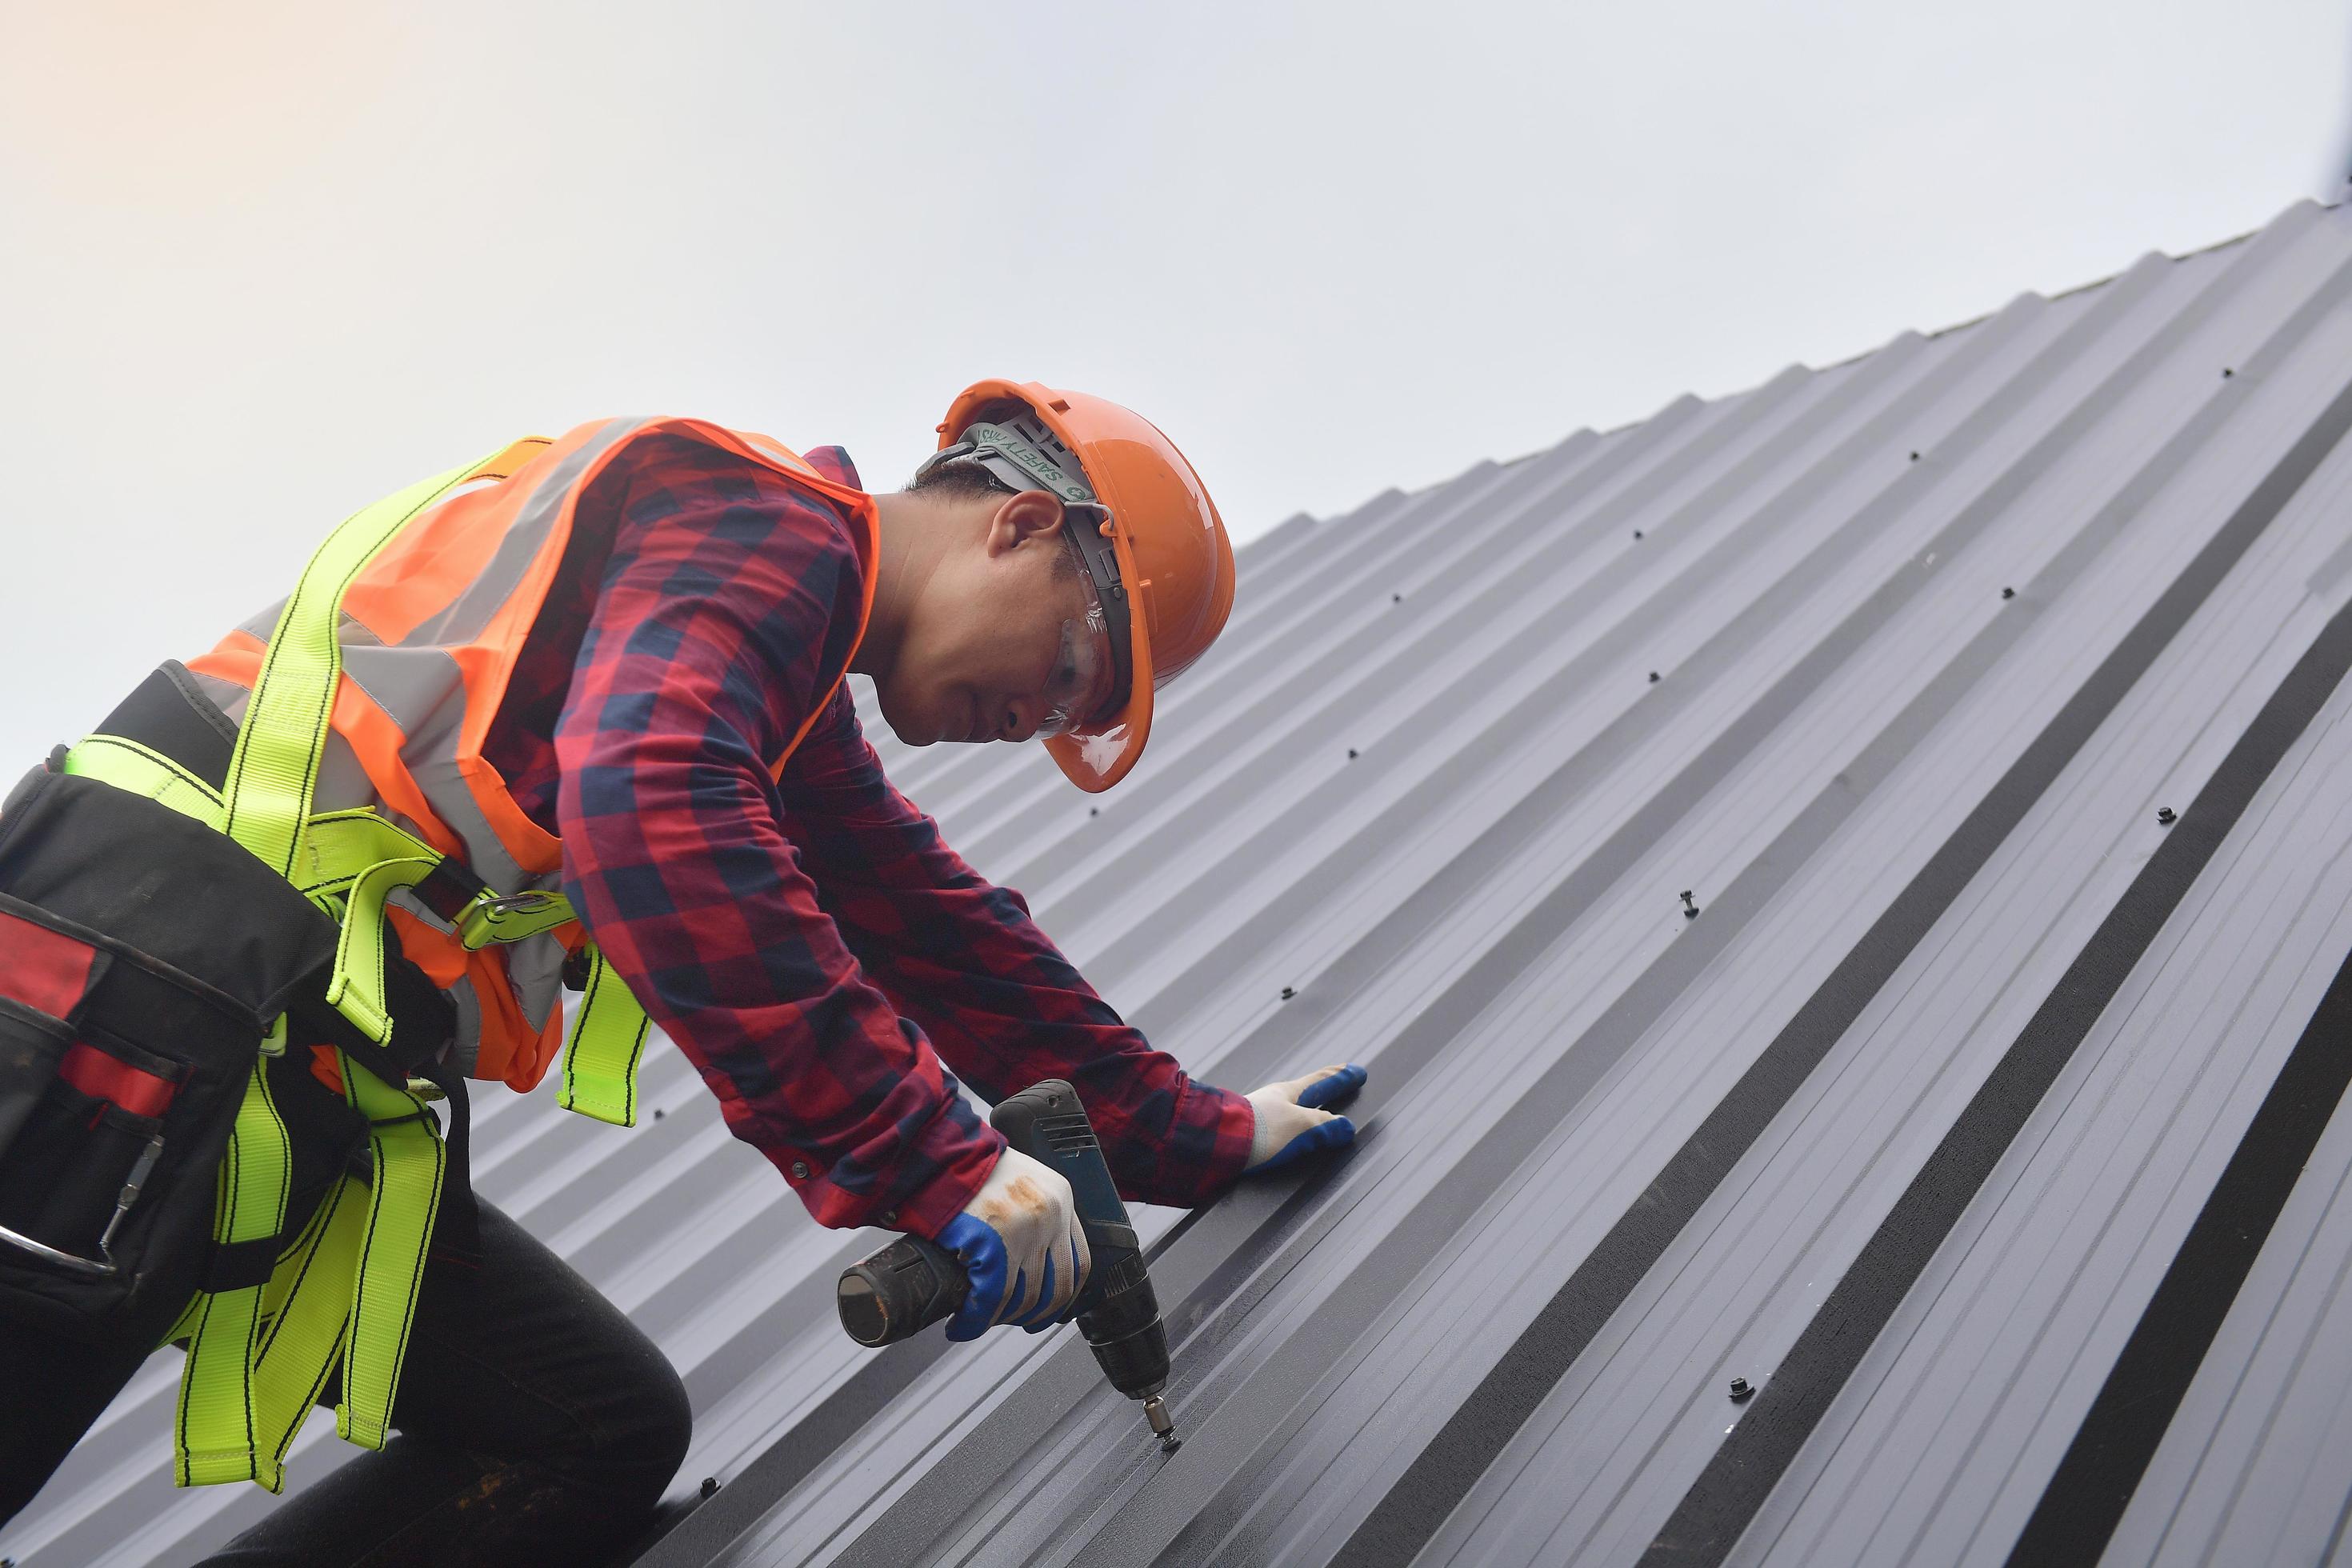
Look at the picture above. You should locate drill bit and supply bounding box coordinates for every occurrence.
[1142,1394,1181,1454]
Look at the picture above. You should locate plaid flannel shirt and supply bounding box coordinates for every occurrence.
[483,432,1254,1238]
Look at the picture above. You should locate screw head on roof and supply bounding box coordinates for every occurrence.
[2157,806,2177,826]
[1909,451,1920,462]
[1633,530,1644,539]
[1681,890,1700,918]
[1090,807,1099,817]
[653,1107,665,1121]
[700,1477,721,1498]
[1393,593,1403,602]
[2002,586,2015,599]
[1280,986,1296,1001]
[1347,749,1358,759]
[2222,367,2234,378]
[1649,671,1661,684]
[1729,1378,1754,1401]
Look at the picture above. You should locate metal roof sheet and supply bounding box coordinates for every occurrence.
[13,195,2352,1567]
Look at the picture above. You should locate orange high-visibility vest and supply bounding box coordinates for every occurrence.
[184,418,880,1091]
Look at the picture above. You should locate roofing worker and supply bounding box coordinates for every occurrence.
[0,382,1366,1566]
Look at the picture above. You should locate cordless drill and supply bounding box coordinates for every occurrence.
[835,1079,1182,1454]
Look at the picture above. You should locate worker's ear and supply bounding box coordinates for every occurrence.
[982,490,1067,558]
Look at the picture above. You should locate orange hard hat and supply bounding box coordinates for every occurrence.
[934,379,1236,792]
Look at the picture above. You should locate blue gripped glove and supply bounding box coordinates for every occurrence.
[935,1146,1093,1342]
[1243,1062,1369,1174]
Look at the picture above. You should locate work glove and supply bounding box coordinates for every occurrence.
[1243,1062,1368,1174]
[934,1145,1093,1342]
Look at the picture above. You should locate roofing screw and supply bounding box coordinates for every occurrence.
[2002,586,2015,599]
[1393,593,1403,603]
[2157,806,2178,826]
[1280,986,1296,1001]
[1729,1378,1754,1402]
[1348,749,1359,759]
[1648,672,1661,684]
[790,1161,810,1180]
[1633,529,1644,539]
[700,1477,721,1499]
[653,1107,665,1122]
[1909,451,1920,462]
[2222,367,2234,378]
[1090,807,1099,817]
[1681,890,1699,919]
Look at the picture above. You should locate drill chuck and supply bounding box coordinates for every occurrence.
[1070,1248,1170,1398]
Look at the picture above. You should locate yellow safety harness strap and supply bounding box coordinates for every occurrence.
[242,1164,366,1482]
[161,1066,448,1485]
[173,1062,293,1488]
[65,739,582,950]
[219,460,482,882]
[62,732,230,830]
[558,945,653,1127]
[335,1058,445,1450]
[325,858,443,1045]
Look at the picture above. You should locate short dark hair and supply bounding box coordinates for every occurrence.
[904,457,1003,503]
[906,461,1084,582]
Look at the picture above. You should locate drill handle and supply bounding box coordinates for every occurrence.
[990,1080,1145,1325]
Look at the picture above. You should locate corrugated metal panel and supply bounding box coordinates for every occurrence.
[13,197,2352,1567]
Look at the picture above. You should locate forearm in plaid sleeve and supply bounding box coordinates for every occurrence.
[775,690,1256,1207]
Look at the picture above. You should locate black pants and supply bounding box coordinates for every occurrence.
[2,1198,693,1566]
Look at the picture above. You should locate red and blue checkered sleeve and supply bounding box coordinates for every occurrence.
[776,688,1257,1209]
[551,438,1002,1239]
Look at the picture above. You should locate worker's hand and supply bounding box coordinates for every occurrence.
[934,1146,1093,1342]
[1243,1062,1367,1174]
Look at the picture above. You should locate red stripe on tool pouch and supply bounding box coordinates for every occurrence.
[0,908,98,1019]
[59,1042,178,1118]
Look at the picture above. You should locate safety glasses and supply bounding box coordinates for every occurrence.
[1038,567,1117,737]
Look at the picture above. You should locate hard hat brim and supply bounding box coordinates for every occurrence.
[1042,573,1153,792]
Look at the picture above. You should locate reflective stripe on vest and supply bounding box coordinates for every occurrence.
[185,419,881,1090]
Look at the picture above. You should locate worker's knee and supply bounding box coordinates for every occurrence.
[590,1345,694,1512]
[639,1354,694,1491]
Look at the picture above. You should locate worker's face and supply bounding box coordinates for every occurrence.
[879,489,1117,747]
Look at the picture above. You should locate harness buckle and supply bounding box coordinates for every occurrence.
[456,889,571,950]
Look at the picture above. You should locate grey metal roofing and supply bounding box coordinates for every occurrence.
[14,193,2352,1567]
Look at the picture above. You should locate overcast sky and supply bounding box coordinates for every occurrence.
[2,1,2346,766]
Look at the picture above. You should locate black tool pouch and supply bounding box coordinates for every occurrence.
[0,760,341,1346]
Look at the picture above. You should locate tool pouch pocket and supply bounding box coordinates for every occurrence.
[0,1004,181,1263]
[0,761,338,1345]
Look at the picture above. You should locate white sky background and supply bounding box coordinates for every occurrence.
[2,1,2346,766]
